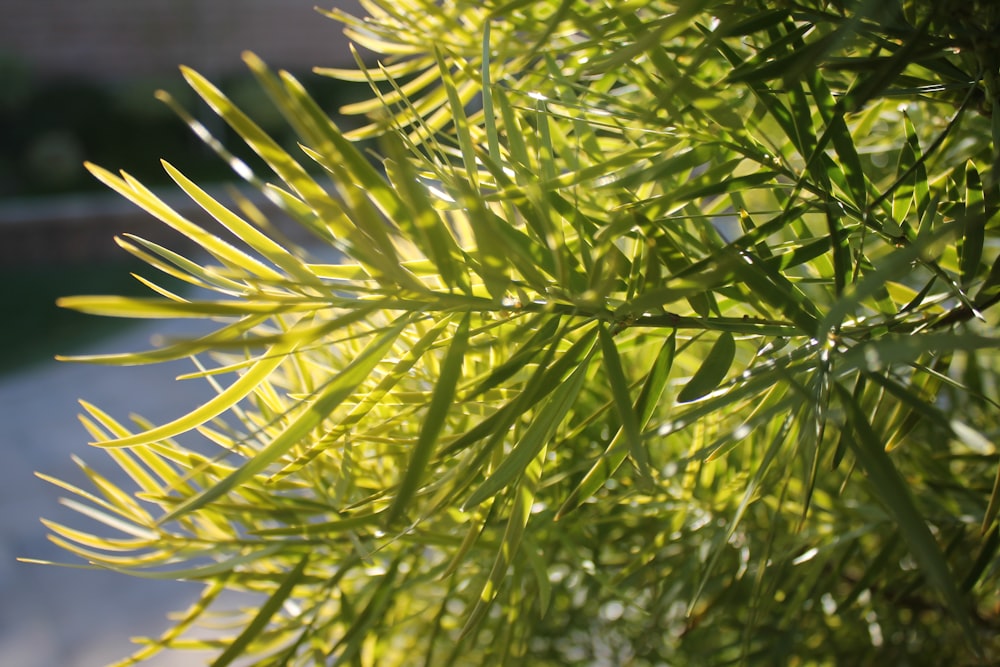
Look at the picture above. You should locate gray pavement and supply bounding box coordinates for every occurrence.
[0,317,236,666]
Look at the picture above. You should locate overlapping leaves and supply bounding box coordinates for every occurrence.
[35,1,1000,664]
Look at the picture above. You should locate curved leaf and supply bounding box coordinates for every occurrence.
[677,331,736,403]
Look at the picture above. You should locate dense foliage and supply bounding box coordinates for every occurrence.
[36,1,1000,664]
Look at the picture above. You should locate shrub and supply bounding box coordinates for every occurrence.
[37,1,1000,664]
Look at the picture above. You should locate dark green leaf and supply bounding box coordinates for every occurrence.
[677,332,736,403]
[835,382,977,648]
[598,322,652,486]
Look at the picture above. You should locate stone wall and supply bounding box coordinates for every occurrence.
[1,1,362,82]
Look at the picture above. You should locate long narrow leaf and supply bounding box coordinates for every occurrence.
[463,332,598,509]
[835,382,976,648]
[211,554,310,667]
[159,319,408,522]
[386,313,470,526]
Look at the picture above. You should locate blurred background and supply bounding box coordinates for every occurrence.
[0,2,363,664]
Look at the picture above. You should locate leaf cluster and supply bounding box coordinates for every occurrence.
[35,1,1000,664]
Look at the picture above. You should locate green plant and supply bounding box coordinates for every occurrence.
[34,1,1000,664]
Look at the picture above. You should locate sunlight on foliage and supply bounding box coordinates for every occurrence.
[30,1,1000,664]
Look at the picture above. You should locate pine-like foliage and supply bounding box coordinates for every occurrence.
[35,1,1000,664]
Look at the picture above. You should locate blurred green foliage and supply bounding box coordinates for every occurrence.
[0,66,368,198]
